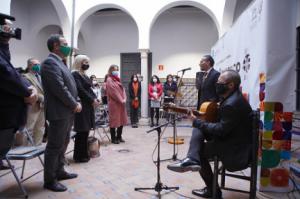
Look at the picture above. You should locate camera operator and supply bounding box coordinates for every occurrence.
[0,14,38,170]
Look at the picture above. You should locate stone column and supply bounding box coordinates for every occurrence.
[140,49,149,119]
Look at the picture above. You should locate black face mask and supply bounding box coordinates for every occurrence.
[81,64,89,70]
[215,82,229,95]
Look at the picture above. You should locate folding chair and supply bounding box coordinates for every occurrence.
[93,105,110,143]
[4,128,45,198]
[212,109,260,199]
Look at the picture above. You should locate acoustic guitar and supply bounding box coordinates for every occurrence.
[163,101,219,122]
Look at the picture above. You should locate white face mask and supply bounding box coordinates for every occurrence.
[173,78,177,82]
[133,77,138,82]
[92,80,97,85]
[112,71,119,76]
[153,78,157,83]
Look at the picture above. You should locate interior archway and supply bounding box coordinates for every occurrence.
[150,5,218,78]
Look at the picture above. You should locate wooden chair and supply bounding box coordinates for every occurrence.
[212,109,260,199]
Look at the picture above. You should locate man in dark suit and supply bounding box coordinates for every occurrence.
[41,34,82,192]
[195,55,220,110]
[168,70,252,199]
[0,16,38,170]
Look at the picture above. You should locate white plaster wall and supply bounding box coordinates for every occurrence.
[232,0,253,23]
[297,0,300,27]
[9,0,61,68]
[150,8,218,78]
[4,0,225,66]
[78,12,138,78]
[73,0,225,49]
[34,25,62,61]
[221,0,237,36]
[0,0,11,15]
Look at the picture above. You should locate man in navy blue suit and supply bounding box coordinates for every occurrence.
[0,14,37,170]
[195,55,220,110]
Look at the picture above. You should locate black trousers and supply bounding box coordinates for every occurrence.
[73,131,89,161]
[44,117,73,184]
[110,126,123,141]
[150,108,159,122]
[130,106,139,125]
[0,128,16,160]
[187,128,216,191]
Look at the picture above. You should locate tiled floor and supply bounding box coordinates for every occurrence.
[0,122,299,199]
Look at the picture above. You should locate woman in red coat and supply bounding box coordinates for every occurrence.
[148,75,163,127]
[106,65,128,144]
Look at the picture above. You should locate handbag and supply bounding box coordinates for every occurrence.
[132,99,139,109]
[87,136,100,158]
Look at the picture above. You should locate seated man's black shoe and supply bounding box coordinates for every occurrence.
[57,172,78,181]
[167,157,201,173]
[192,187,222,199]
[44,182,67,192]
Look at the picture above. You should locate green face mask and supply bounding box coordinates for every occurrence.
[60,45,71,57]
[32,64,40,72]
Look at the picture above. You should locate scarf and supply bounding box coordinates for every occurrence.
[132,82,139,97]
[110,74,120,82]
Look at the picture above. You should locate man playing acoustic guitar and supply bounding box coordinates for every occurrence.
[167,70,252,199]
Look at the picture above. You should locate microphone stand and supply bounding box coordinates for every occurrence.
[161,69,186,162]
[134,122,179,197]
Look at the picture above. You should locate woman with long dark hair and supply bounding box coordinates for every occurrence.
[128,74,141,128]
[163,74,178,104]
[148,75,163,127]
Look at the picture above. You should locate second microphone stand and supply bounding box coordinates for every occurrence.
[134,123,179,198]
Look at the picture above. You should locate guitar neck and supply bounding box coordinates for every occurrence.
[168,107,201,117]
[163,102,218,122]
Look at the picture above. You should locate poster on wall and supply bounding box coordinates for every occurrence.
[211,0,296,193]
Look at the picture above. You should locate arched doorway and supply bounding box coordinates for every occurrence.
[150,5,219,78]
[77,8,139,78]
[34,25,63,61]
[10,0,62,67]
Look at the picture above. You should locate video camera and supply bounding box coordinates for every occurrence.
[0,13,21,40]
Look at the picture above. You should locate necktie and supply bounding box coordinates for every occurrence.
[35,74,41,83]
[202,72,208,82]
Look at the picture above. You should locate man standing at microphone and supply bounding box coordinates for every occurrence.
[195,55,220,110]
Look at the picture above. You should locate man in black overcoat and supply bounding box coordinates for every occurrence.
[168,70,252,199]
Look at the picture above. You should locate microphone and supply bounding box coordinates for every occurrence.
[178,67,191,72]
